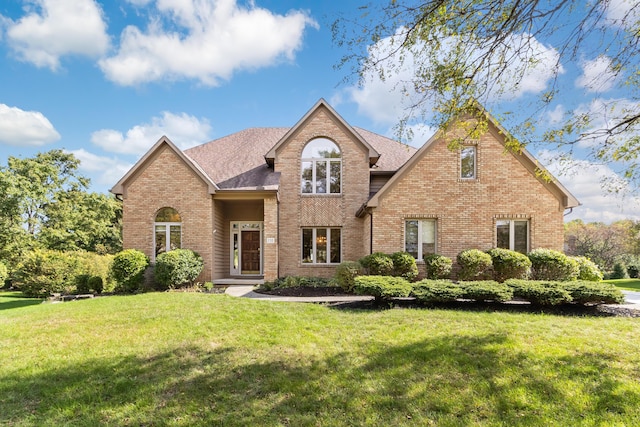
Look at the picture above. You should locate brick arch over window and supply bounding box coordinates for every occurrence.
[301,137,342,194]
[154,207,181,258]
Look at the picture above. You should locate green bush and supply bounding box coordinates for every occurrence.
[571,256,603,282]
[423,254,453,279]
[359,252,394,276]
[262,276,333,290]
[528,248,579,281]
[154,249,204,290]
[505,279,573,306]
[609,262,629,280]
[411,279,463,303]
[563,281,626,305]
[353,275,412,301]
[458,280,513,302]
[457,249,493,281]
[486,248,531,282]
[13,249,84,297]
[390,252,418,281]
[334,261,363,292]
[111,249,149,293]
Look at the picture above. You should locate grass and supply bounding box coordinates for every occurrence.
[2,291,640,426]
[605,278,640,291]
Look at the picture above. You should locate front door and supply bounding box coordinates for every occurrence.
[241,230,261,274]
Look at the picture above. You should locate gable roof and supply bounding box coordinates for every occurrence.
[264,98,381,167]
[367,108,580,210]
[110,136,218,196]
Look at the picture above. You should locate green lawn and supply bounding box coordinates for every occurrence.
[2,291,640,426]
[605,278,640,291]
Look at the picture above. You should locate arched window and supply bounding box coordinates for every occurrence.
[301,138,341,194]
[154,207,181,257]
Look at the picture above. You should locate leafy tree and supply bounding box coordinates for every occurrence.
[0,150,122,263]
[564,219,635,270]
[335,1,640,190]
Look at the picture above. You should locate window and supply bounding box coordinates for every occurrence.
[405,219,436,259]
[154,207,181,257]
[460,146,476,179]
[301,138,341,194]
[302,228,341,264]
[496,220,529,253]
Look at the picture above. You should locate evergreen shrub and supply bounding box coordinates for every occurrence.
[423,254,453,279]
[390,252,419,281]
[528,249,579,281]
[111,249,149,293]
[457,249,493,280]
[154,249,204,289]
[359,252,394,276]
[486,248,531,282]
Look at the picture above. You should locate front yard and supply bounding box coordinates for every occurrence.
[2,291,640,426]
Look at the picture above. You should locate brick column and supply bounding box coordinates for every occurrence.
[263,194,279,281]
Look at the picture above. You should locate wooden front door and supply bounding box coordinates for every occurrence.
[241,230,261,274]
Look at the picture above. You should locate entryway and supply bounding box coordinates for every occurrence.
[230,221,263,275]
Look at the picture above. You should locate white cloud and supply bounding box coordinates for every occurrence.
[99,0,317,86]
[4,0,109,70]
[576,55,618,92]
[541,152,640,223]
[348,29,562,127]
[91,111,212,155]
[604,0,640,28]
[69,148,133,188]
[546,104,565,124]
[0,103,60,146]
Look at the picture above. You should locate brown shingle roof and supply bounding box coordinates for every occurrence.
[184,126,417,190]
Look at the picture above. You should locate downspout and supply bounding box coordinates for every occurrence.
[563,207,574,216]
[369,211,373,255]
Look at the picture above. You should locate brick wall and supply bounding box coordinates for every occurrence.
[274,106,370,278]
[372,122,565,260]
[121,144,214,280]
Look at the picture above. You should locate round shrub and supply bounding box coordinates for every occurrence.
[571,256,603,282]
[359,252,394,276]
[458,280,513,302]
[88,276,104,294]
[154,249,204,289]
[411,279,463,303]
[353,275,412,301]
[528,248,578,281]
[486,248,531,282]
[457,249,493,281]
[334,261,363,292]
[111,249,149,293]
[423,254,453,279]
[505,279,573,306]
[390,252,418,281]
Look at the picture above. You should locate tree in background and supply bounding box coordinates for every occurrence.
[0,150,122,263]
[334,1,640,191]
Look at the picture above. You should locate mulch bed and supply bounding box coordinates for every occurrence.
[255,286,640,317]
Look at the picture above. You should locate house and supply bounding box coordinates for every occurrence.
[111,99,579,283]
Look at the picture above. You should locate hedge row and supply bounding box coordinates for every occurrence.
[353,275,625,305]
[12,248,204,297]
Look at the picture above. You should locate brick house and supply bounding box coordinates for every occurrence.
[111,99,579,283]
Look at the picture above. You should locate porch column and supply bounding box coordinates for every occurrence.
[263,194,279,281]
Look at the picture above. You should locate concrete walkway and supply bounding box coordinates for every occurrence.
[226,286,640,307]
[224,285,373,303]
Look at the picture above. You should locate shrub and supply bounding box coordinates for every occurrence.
[111,249,149,293]
[411,279,463,303]
[390,252,418,281]
[263,276,333,290]
[505,279,573,306]
[609,262,629,280]
[423,254,453,279]
[457,249,493,280]
[359,252,394,276]
[486,248,531,282]
[353,275,412,301]
[13,249,83,297]
[334,261,363,292]
[458,280,513,302]
[154,249,204,290]
[528,248,579,281]
[563,281,625,305]
[571,256,603,282]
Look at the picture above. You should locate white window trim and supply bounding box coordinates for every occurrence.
[301,227,341,264]
[460,145,477,179]
[496,219,530,252]
[404,219,437,260]
[153,221,181,262]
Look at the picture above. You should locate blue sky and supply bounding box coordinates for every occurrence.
[0,0,638,224]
